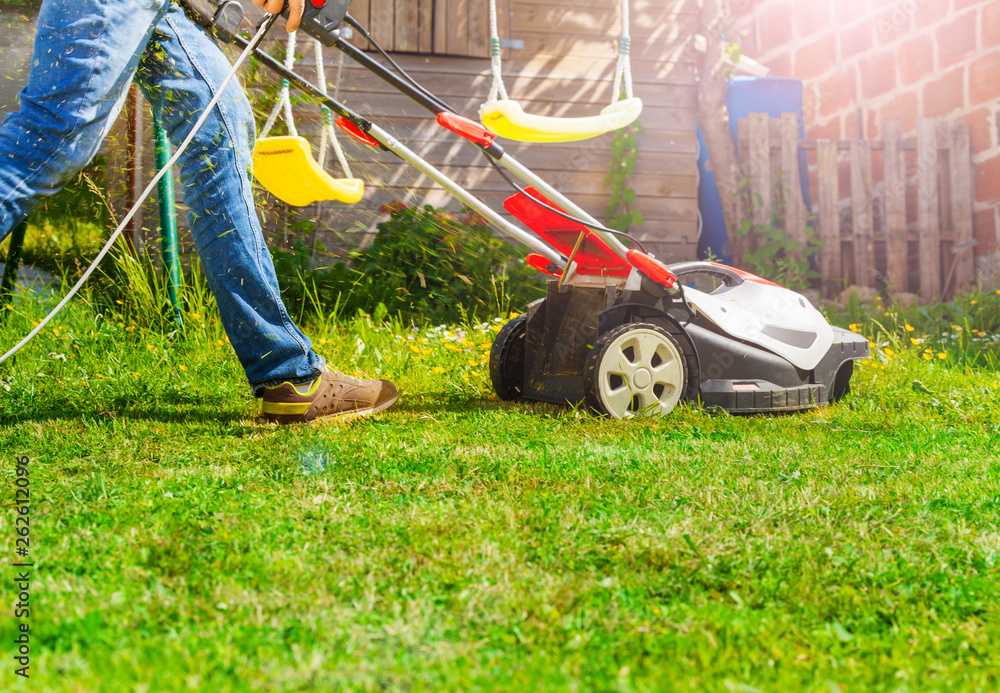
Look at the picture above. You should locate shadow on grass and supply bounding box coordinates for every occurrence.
[0,389,578,429]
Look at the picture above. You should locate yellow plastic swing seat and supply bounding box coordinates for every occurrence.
[252,136,364,207]
[481,97,643,144]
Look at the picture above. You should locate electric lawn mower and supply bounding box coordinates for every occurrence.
[181,0,870,419]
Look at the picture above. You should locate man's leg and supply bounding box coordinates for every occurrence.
[135,4,325,392]
[0,0,169,237]
[135,6,396,419]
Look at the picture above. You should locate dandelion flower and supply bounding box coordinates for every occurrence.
[905,324,915,332]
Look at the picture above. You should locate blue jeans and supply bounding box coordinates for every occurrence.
[0,0,324,393]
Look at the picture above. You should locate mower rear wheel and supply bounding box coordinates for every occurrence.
[584,323,688,418]
[489,313,528,401]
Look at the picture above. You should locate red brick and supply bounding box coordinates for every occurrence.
[840,21,874,59]
[914,0,949,29]
[879,90,920,134]
[898,34,934,86]
[969,50,1000,104]
[767,51,792,77]
[794,34,837,79]
[835,0,869,26]
[974,154,1000,203]
[923,67,966,117]
[758,1,794,49]
[794,2,830,38]
[955,0,990,11]
[819,69,857,117]
[973,207,998,254]
[959,107,994,154]
[861,50,897,98]
[873,6,913,45]
[867,109,880,140]
[938,12,978,69]
[809,116,842,141]
[983,2,1000,50]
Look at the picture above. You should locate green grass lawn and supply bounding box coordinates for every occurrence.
[1,289,1000,691]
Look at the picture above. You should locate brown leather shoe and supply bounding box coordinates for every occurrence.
[260,369,398,424]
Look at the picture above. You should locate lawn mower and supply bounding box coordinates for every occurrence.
[183,0,869,419]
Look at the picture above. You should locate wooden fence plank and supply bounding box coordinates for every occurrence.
[850,139,874,288]
[747,113,771,258]
[916,117,941,300]
[949,121,974,294]
[883,118,907,293]
[348,0,371,48]
[369,0,395,49]
[780,113,807,258]
[817,140,840,298]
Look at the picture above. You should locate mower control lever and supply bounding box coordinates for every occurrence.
[282,0,352,46]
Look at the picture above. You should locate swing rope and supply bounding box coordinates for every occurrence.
[260,30,298,139]
[484,0,634,109]
[486,0,508,107]
[611,0,633,101]
[314,39,352,179]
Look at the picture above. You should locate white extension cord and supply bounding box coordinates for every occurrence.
[0,15,277,366]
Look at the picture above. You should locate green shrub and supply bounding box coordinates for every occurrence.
[273,202,546,324]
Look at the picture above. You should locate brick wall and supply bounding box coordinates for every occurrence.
[731,0,1000,285]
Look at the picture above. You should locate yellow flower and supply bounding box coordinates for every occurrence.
[178,365,188,371]
[3,305,12,310]
[910,337,921,345]
[217,339,225,346]
[430,366,446,374]
[115,300,123,305]
[904,324,915,332]
[922,353,932,360]
[146,344,155,350]
[191,312,202,319]
[937,353,947,360]
[971,300,977,305]
[849,323,861,332]
[885,348,895,360]
[126,326,135,333]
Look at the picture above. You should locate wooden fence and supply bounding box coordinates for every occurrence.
[736,114,974,301]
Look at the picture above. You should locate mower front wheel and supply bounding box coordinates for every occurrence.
[584,323,688,419]
[489,313,528,401]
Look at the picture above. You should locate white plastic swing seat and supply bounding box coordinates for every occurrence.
[481,97,644,143]
[252,136,364,207]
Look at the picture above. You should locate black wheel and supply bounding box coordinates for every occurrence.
[489,314,527,401]
[584,322,688,418]
[830,361,854,403]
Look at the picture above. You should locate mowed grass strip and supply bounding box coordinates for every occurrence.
[0,298,999,691]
